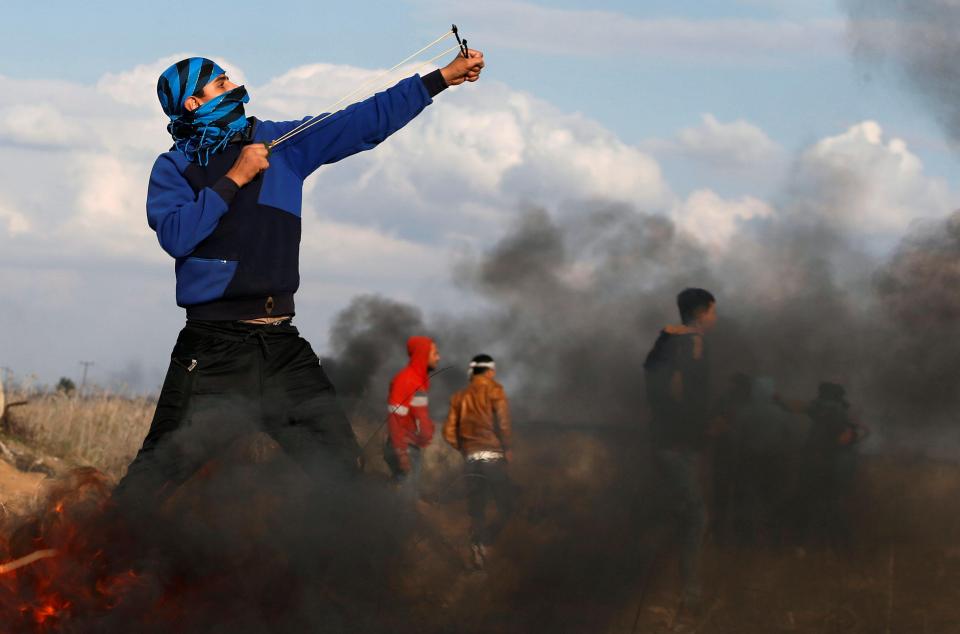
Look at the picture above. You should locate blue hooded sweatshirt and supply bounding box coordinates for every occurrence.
[146,71,447,320]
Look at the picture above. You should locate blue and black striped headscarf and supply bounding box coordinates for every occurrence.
[157,57,251,165]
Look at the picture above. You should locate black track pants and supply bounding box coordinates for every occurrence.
[115,319,360,503]
[466,459,514,546]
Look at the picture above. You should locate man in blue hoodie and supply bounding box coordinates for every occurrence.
[116,49,484,503]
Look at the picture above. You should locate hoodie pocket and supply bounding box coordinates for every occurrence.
[175,257,239,305]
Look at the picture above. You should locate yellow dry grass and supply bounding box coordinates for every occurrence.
[4,389,153,480]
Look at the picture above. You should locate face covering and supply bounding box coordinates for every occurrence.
[157,57,251,165]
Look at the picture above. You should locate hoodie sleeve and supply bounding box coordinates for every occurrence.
[492,384,512,450]
[410,390,434,447]
[279,74,435,180]
[147,154,238,258]
[443,393,461,450]
[387,372,415,468]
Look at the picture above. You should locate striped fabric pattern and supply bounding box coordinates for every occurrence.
[156,57,251,165]
[389,404,410,416]
[157,57,222,118]
[410,394,429,407]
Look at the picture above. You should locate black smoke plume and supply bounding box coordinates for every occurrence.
[842,0,960,146]
[331,193,958,437]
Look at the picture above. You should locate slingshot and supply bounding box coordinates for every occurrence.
[267,24,472,152]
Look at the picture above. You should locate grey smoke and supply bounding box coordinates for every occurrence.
[842,0,960,146]
[872,211,960,426]
[316,1,960,442]
[323,295,426,403]
[326,170,957,441]
[840,0,960,433]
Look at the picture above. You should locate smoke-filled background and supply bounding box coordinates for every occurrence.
[5,2,960,633]
[313,1,960,450]
[326,176,960,451]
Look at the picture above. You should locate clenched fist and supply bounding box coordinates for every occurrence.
[225,142,271,187]
[440,49,485,86]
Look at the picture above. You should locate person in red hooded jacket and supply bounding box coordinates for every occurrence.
[384,336,439,501]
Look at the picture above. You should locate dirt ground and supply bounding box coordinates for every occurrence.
[2,426,960,633]
[394,433,960,634]
[0,459,46,519]
[0,434,72,520]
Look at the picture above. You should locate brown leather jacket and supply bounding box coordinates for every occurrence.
[443,374,511,455]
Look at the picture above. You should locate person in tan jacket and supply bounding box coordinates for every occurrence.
[443,354,514,570]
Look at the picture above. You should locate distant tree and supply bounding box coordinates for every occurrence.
[56,377,77,395]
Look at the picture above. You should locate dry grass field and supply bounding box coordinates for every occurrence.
[2,388,153,481]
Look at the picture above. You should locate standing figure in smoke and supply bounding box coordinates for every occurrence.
[710,371,752,546]
[385,337,439,504]
[443,354,514,571]
[116,50,485,504]
[731,376,798,547]
[643,288,718,615]
[778,382,870,551]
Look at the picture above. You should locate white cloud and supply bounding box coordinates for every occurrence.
[65,152,160,259]
[672,189,774,251]
[0,103,86,148]
[96,54,248,111]
[257,62,379,116]
[671,114,782,169]
[301,218,437,279]
[257,70,671,241]
[796,120,956,236]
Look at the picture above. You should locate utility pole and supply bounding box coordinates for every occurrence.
[79,361,94,394]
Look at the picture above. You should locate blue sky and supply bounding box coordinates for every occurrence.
[0,1,957,388]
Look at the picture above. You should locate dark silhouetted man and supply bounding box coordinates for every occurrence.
[780,382,869,551]
[643,287,717,614]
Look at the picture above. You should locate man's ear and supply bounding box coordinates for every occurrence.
[184,96,201,112]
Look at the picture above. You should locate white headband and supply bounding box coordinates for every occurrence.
[468,360,495,377]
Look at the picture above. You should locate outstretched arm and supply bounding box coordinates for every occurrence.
[280,50,485,178]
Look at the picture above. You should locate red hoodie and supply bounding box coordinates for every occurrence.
[387,336,436,470]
